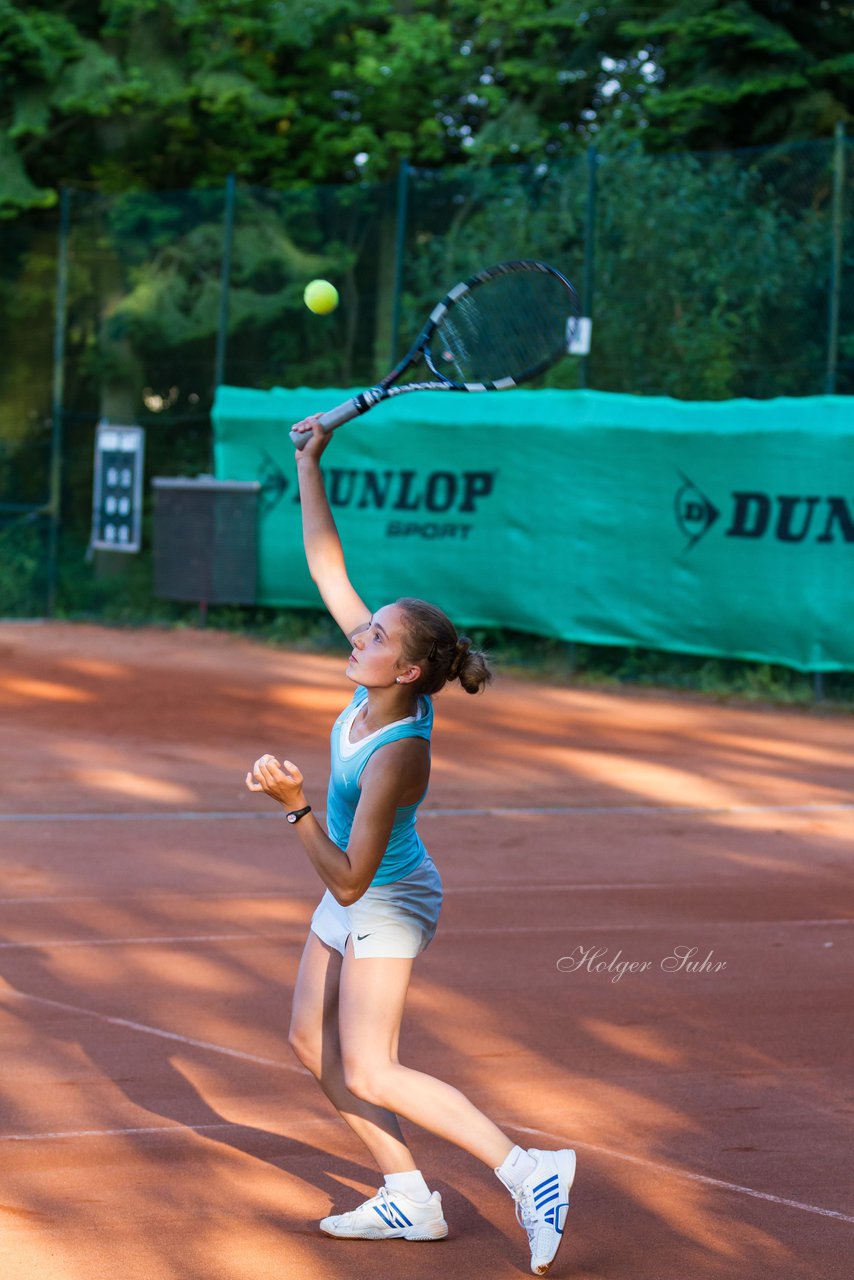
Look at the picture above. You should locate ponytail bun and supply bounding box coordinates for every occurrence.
[455,640,493,695]
[396,598,494,696]
[447,637,471,681]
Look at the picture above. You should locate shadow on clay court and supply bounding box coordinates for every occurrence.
[1,626,853,1278]
[0,942,504,1259]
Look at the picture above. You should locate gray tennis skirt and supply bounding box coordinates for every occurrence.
[310,853,443,959]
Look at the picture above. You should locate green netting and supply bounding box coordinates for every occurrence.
[839,138,854,394]
[402,160,588,389]
[0,208,58,450]
[64,188,227,421]
[225,181,393,389]
[592,143,835,398]
[0,513,49,615]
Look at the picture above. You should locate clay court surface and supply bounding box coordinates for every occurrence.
[0,619,851,1280]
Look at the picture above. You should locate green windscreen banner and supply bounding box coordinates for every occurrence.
[212,386,854,673]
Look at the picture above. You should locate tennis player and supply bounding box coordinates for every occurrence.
[246,414,576,1275]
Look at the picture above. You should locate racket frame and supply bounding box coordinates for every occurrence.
[291,259,579,442]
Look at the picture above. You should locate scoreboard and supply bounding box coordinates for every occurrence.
[90,423,145,553]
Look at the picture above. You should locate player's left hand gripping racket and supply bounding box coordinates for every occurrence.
[289,259,579,446]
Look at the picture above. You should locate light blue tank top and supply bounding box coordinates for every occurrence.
[326,684,433,887]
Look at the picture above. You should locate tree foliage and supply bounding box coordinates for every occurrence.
[0,4,849,428]
[0,3,850,622]
[5,0,849,212]
[599,1,853,150]
[1,0,600,208]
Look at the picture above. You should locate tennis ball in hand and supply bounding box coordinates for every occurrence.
[303,279,339,315]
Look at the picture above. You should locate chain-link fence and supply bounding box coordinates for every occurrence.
[0,133,850,620]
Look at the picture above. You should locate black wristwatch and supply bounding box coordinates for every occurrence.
[286,804,312,825]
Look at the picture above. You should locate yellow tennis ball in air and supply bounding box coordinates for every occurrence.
[303,279,339,315]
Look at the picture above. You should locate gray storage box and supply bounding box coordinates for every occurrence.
[152,477,260,605]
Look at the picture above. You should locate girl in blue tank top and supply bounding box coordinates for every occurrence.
[246,414,577,1274]
[326,681,433,885]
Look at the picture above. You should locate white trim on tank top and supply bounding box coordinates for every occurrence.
[339,695,428,761]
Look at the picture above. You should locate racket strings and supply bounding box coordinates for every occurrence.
[430,270,575,385]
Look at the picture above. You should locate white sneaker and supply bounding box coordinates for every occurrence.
[319,1186,448,1240]
[499,1148,576,1275]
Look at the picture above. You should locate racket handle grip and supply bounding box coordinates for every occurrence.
[289,397,363,448]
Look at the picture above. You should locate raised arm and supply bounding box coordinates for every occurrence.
[293,415,370,640]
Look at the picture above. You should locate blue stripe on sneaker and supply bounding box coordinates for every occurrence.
[544,1202,569,1233]
[533,1175,560,1208]
[373,1201,413,1229]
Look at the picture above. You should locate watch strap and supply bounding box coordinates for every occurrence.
[286,804,312,825]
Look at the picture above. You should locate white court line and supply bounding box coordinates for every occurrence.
[0,882,679,907]
[508,1124,854,1227]
[0,1115,333,1144]
[0,885,670,906]
[441,918,854,937]
[426,803,854,818]
[0,802,852,822]
[0,1095,848,1228]
[0,916,851,953]
[0,931,302,951]
[0,890,306,907]
[0,917,850,953]
[1,989,850,1226]
[0,811,289,823]
[0,1121,238,1142]
[0,988,308,1076]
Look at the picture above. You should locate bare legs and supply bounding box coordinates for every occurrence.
[288,931,416,1172]
[288,930,514,1174]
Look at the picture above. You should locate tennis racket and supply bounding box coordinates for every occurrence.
[289,259,579,447]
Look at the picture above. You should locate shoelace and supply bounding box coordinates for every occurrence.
[511,1187,538,1244]
[337,1186,388,1221]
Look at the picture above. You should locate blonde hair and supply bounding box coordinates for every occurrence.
[395,597,493,695]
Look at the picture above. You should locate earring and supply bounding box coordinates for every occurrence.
[395,676,402,683]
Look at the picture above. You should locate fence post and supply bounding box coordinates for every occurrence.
[46,186,71,616]
[579,144,598,390]
[214,174,237,393]
[390,158,410,367]
[825,122,845,395]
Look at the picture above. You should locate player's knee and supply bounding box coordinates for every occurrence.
[288,1024,322,1077]
[342,1058,390,1106]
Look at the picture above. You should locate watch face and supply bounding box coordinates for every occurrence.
[286,813,297,823]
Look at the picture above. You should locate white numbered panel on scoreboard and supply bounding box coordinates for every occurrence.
[91,423,145,553]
